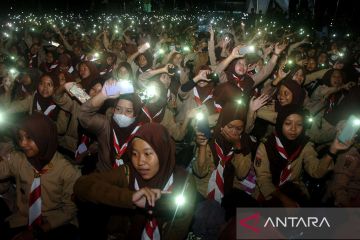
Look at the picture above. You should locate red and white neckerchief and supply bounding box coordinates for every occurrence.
[134,174,174,240]
[75,134,91,161]
[240,168,256,195]
[232,74,245,92]
[68,66,74,74]
[28,168,47,228]
[166,89,171,102]
[213,101,222,113]
[113,125,142,168]
[49,62,58,71]
[21,85,28,93]
[28,54,37,69]
[325,94,336,114]
[275,134,302,186]
[100,66,114,75]
[141,106,163,123]
[36,101,56,116]
[207,140,234,203]
[193,87,213,106]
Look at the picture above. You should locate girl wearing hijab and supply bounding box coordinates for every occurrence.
[245,79,306,134]
[74,123,196,240]
[78,61,103,93]
[112,61,134,82]
[176,66,220,126]
[52,70,102,163]
[138,70,197,141]
[78,79,143,171]
[193,101,257,205]
[1,73,69,135]
[305,69,355,115]
[254,105,353,207]
[0,113,80,240]
[215,43,287,96]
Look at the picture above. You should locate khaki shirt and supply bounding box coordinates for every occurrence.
[254,142,334,200]
[74,166,196,240]
[0,151,80,228]
[1,92,69,135]
[329,147,360,207]
[192,144,252,197]
[53,92,80,152]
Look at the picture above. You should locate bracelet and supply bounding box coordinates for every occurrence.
[273,53,280,57]
[326,148,337,159]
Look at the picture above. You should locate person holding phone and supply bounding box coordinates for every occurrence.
[214,42,287,96]
[193,101,256,209]
[254,104,353,207]
[176,66,219,127]
[74,123,196,240]
[78,79,143,171]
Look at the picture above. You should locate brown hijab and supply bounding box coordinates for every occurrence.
[138,80,168,123]
[128,123,176,190]
[32,74,60,122]
[224,58,255,95]
[79,61,101,93]
[209,101,254,195]
[110,93,143,165]
[210,101,251,164]
[19,112,58,171]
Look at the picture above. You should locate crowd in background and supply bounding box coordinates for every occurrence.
[0,10,360,240]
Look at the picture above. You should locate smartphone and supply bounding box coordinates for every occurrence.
[239,46,255,55]
[198,25,208,33]
[66,83,90,104]
[338,115,360,144]
[106,80,134,97]
[197,117,211,139]
[283,60,294,73]
[150,193,186,218]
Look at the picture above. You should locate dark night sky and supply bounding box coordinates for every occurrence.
[1,0,359,29]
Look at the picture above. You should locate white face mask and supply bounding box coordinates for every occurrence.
[113,114,135,128]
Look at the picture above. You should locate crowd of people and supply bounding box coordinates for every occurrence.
[0,11,359,240]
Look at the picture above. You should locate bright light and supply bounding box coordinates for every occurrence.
[196,112,204,121]
[9,68,17,75]
[175,194,185,206]
[248,45,255,52]
[0,112,4,124]
[145,85,157,98]
[353,118,360,126]
[308,117,313,123]
[236,99,243,105]
[288,60,293,65]
[183,46,190,52]
[145,42,150,48]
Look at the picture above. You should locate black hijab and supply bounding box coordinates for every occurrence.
[265,104,309,186]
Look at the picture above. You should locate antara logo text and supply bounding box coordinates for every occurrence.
[239,213,331,234]
[264,217,331,228]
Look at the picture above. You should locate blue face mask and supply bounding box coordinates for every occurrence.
[113,114,135,128]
